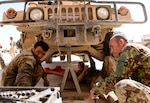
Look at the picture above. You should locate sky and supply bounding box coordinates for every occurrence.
[113,0,150,41]
[0,1,24,49]
[0,0,150,49]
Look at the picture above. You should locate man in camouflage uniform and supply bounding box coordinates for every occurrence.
[0,57,5,69]
[1,41,49,86]
[0,43,5,69]
[90,31,150,103]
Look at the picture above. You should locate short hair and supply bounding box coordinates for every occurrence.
[34,41,49,51]
[10,37,13,39]
[78,62,85,68]
[110,31,128,43]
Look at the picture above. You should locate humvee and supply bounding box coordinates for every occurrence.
[0,0,147,103]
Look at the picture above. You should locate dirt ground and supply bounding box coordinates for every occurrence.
[36,74,108,103]
[61,83,108,103]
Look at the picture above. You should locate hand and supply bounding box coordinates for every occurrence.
[90,88,99,100]
[83,65,88,71]
[42,74,50,86]
[44,79,50,86]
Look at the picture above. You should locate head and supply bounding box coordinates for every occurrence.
[78,62,85,70]
[32,41,49,60]
[10,37,13,40]
[109,31,128,58]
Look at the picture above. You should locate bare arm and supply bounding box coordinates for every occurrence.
[42,73,50,86]
[77,66,88,82]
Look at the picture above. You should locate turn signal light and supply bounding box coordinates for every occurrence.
[118,6,128,16]
[6,8,17,19]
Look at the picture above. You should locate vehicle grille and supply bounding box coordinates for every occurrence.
[47,5,99,22]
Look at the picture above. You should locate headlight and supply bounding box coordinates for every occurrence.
[97,7,110,20]
[29,8,44,20]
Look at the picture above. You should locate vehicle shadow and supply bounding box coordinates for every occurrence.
[36,74,108,103]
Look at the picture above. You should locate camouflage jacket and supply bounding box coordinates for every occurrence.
[93,43,150,94]
[1,49,44,86]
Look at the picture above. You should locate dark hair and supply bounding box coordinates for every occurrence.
[10,37,13,40]
[34,41,49,51]
[78,62,85,68]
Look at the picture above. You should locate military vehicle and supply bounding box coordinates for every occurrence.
[0,0,147,103]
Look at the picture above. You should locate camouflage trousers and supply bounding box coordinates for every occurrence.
[84,69,103,88]
[114,79,150,103]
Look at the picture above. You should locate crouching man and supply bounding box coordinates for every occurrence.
[1,41,50,86]
[90,32,150,103]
